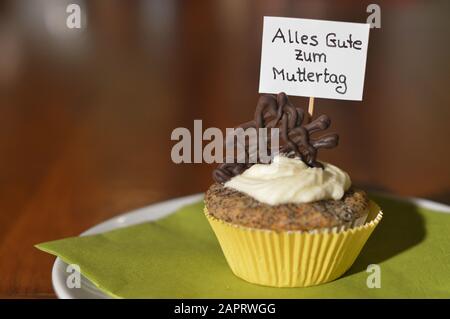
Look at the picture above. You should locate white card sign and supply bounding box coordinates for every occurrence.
[259,17,370,101]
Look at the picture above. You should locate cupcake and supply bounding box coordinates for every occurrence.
[204,93,382,287]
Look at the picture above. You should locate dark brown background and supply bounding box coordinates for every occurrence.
[0,0,449,298]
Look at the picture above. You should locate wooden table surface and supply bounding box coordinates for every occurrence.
[0,1,449,298]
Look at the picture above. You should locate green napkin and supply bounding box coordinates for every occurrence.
[36,195,450,298]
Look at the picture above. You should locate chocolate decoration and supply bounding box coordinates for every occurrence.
[213,92,338,183]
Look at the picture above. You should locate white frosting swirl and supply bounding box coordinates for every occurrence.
[224,155,351,205]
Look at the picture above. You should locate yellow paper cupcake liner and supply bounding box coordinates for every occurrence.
[205,200,383,287]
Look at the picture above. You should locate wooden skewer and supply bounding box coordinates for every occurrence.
[308,97,315,117]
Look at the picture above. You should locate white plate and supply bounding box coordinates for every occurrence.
[51,192,449,299]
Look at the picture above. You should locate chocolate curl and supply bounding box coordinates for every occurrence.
[213,93,339,183]
[311,134,339,149]
[212,163,250,183]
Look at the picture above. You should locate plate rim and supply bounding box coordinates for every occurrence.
[51,192,450,299]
